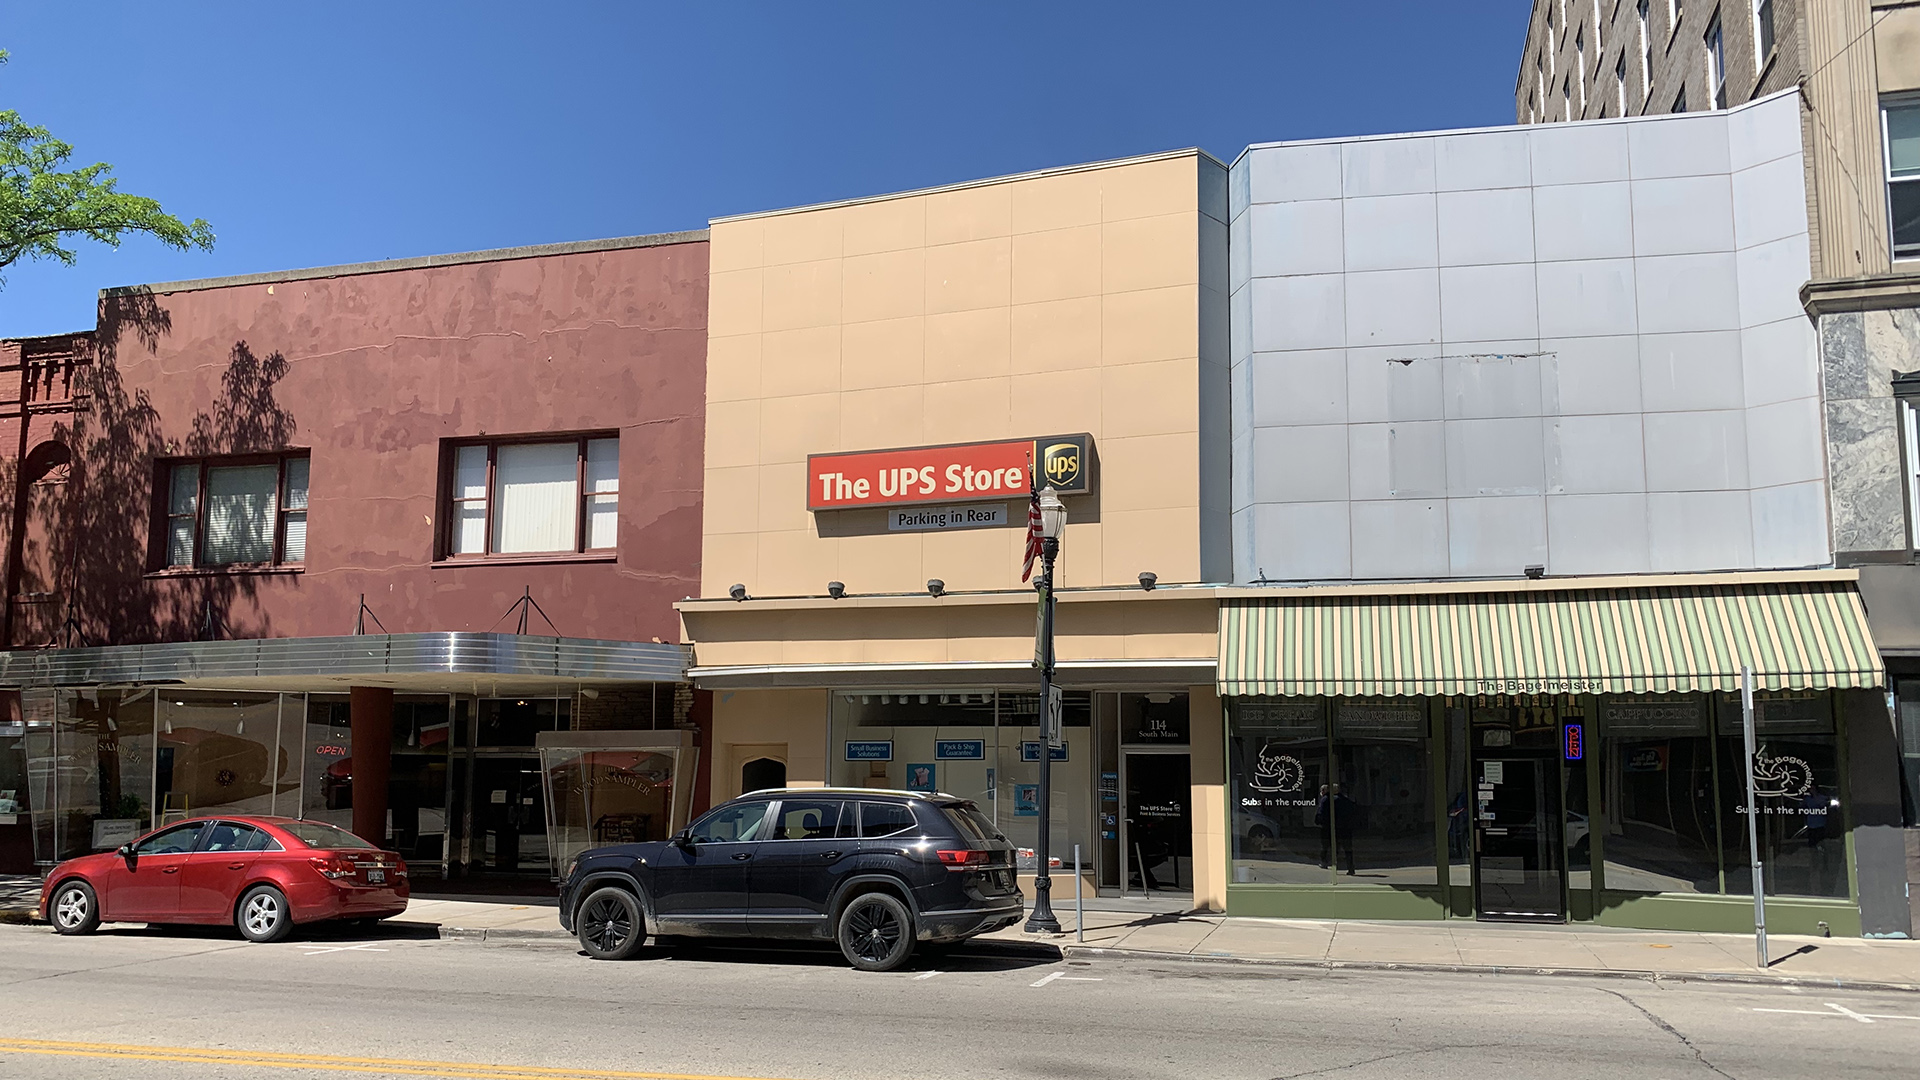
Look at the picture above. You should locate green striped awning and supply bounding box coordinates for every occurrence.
[1217,581,1883,698]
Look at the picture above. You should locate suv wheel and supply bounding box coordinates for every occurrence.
[837,892,914,972]
[576,886,646,960]
[51,880,99,936]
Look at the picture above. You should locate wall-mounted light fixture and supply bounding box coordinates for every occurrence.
[1524,565,1545,579]
[1138,571,1157,591]
[926,579,945,597]
[827,581,846,599]
[729,583,748,601]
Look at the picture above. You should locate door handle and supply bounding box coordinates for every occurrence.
[227,862,246,870]
[819,851,841,860]
[731,852,752,861]
[162,866,180,874]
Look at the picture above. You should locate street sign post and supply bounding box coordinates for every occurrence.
[1742,664,1769,969]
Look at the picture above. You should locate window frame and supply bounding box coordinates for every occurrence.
[1886,94,1920,263]
[1638,0,1654,105]
[1752,0,1774,69]
[439,432,620,561]
[154,451,310,572]
[1704,11,1726,110]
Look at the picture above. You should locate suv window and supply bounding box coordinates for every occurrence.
[767,800,843,841]
[133,822,204,855]
[689,801,770,844]
[859,801,919,838]
[940,802,1003,842]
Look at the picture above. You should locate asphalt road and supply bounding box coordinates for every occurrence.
[0,922,1915,1080]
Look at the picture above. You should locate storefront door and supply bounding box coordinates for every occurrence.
[1473,756,1565,920]
[472,756,548,875]
[1122,752,1191,893]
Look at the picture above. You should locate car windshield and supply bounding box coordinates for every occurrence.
[276,821,378,850]
[940,801,1003,842]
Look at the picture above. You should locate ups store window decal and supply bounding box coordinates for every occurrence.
[806,434,1094,511]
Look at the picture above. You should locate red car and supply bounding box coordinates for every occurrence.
[38,816,409,943]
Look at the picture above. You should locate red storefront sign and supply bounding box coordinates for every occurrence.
[807,434,1092,511]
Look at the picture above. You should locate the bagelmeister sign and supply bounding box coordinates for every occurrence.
[808,434,1093,511]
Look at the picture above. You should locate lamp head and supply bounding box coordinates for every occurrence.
[1138,571,1157,591]
[1038,487,1067,540]
[926,578,945,598]
[728,583,748,601]
[1523,565,1545,580]
[826,581,846,599]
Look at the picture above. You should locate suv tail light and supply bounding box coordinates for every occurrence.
[936,849,990,870]
[310,855,355,879]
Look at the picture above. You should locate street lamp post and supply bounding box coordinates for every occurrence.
[1025,487,1066,934]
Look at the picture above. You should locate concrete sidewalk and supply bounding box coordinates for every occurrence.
[12,878,1917,992]
[982,906,1920,992]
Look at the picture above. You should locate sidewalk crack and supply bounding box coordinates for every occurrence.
[1598,987,1738,1079]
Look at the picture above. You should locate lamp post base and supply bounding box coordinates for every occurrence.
[1024,881,1062,934]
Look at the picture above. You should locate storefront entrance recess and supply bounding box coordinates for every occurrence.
[1123,752,1191,893]
[1471,703,1566,921]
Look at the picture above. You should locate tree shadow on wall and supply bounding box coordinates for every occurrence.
[44,288,301,646]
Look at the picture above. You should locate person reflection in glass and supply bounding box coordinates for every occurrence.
[1316,784,1358,875]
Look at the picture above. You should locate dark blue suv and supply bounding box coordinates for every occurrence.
[557,788,1023,971]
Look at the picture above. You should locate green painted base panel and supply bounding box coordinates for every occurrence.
[1225,885,1447,921]
[1227,884,1863,936]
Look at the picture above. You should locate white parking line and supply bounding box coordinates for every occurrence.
[1752,1003,1920,1023]
[1030,970,1102,987]
[914,970,942,980]
[298,943,388,956]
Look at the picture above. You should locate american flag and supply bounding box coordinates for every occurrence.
[1020,462,1043,582]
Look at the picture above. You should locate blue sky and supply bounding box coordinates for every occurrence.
[2,2,1531,337]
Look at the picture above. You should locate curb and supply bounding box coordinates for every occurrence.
[431,924,1065,962]
[1057,944,1920,994]
[0,910,41,926]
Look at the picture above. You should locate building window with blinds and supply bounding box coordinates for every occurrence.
[443,435,618,558]
[159,453,309,569]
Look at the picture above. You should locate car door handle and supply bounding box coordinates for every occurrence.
[731,852,752,861]
[818,851,841,860]
[162,866,180,874]
[227,862,246,870]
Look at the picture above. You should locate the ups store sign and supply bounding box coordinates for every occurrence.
[808,434,1094,511]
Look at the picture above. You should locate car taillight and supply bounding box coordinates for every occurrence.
[394,859,408,877]
[936,849,989,869]
[310,855,355,879]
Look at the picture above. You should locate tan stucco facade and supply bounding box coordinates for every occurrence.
[687,151,1231,910]
[700,149,1230,602]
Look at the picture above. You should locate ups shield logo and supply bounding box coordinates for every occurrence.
[1042,441,1083,489]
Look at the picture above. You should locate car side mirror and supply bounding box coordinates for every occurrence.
[670,831,693,849]
[116,844,134,860]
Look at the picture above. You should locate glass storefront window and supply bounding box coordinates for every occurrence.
[1599,694,1720,894]
[1334,699,1435,885]
[478,698,567,747]
[1715,692,1847,899]
[539,733,695,879]
[301,695,353,832]
[1895,680,1920,827]
[826,690,1091,874]
[156,692,290,823]
[1229,700,1330,884]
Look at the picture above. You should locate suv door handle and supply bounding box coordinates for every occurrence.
[730,852,752,861]
[818,850,841,860]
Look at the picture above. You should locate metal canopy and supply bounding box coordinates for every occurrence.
[0,632,690,692]
[1218,580,1883,698]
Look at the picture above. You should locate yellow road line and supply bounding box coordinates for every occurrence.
[0,1039,800,1080]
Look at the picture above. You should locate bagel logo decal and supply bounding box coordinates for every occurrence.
[1751,745,1814,799]
[1249,744,1306,794]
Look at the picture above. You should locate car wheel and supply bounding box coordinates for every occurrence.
[236,885,293,943]
[576,886,646,960]
[836,892,914,972]
[50,881,99,936]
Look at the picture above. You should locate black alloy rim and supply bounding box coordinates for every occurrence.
[846,900,902,963]
[582,896,633,951]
